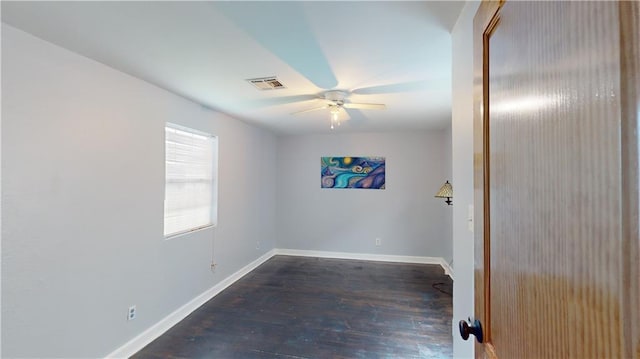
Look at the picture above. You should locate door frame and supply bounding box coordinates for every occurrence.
[472,1,503,358]
[619,2,640,356]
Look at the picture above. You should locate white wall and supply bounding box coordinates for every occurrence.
[276,131,452,260]
[451,1,480,358]
[1,24,277,358]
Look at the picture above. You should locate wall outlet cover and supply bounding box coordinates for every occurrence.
[128,305,136,321]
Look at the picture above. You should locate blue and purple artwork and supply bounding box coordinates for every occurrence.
[321,156,386,189]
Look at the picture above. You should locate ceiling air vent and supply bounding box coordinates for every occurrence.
[246,77,286,90]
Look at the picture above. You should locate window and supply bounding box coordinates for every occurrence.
[164,123,217,237]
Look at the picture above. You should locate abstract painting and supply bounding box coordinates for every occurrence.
[321,156,385,189]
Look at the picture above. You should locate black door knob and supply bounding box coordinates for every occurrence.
[459,319,483,343]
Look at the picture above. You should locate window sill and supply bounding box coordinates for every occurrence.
[164,224,216,240]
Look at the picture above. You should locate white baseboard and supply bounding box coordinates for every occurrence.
[105,249,276,359]
[440,259,454,280]
[106,248,452,358]
[275,248,444,265]
[276,249,454,280]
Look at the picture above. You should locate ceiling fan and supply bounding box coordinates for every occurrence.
[291,90,386,129]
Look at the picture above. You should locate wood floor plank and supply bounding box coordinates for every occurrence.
[132,256,453,359]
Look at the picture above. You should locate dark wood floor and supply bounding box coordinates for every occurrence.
[132,256,453,359]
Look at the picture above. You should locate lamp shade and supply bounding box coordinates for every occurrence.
[435,181,453,198]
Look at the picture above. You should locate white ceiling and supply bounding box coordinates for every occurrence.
[2,1,464,135]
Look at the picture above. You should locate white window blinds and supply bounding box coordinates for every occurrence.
[164,124,217,237]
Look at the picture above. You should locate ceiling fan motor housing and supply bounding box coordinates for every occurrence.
[324,90,349,104]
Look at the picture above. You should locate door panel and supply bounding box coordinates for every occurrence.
[472,1,639,358]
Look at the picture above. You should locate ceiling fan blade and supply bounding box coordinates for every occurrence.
[351,80,428,95]
[249,94,320,109]
[336,107,351,122]
[213,2,338,89]
[343,109,368,124]
[343,103,386,110]
[291,104,329,115]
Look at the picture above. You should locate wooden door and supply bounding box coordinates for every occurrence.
[469,1,640,358]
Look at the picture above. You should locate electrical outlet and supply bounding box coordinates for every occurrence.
[256,241,261,250]
[127,305,136,321]
[375,238,381,246]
